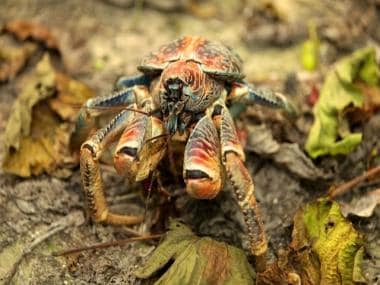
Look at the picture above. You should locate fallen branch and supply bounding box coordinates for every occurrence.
[328,165,380,198]
[52,234,163,256]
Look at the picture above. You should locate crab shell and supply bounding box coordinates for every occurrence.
[138,36,244,82]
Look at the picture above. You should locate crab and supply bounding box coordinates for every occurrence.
[74,36,295,263]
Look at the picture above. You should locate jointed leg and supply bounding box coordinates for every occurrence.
[228,82,296,116]
[224,152,267,269]
[213,103,267,269]
[115,74,152,90]
[80,110,144,225]
[71,87,138,150]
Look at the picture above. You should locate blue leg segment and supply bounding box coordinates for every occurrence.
[115,74,152,90]
[228,82,297,116]
[71,87,137,151]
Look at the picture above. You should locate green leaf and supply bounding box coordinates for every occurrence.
[291,198,365,284]
[305,47,380,158]
[301,22,319,71]
[135,219,255,285]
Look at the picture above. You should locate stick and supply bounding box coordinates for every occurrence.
[328,165,380,198]
[52,234,163,256]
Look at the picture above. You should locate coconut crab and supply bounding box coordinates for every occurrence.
[73,36,295,262]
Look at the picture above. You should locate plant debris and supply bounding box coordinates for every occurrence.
[301,22,319,71]
[0,36,37,82]
[341,189,380,218]
[306,47,380,158]
[2,20,59,50]
[135,220,255,285]
[2,54,94,177]
[246,124,326,180]
[257,198,366,284]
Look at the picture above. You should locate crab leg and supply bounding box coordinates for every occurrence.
[115,74,152,90]
[71,87,139,150]
[228,82,296,115]
[80,109,144,225]
[213,103,268,265]
[183,115,222,199]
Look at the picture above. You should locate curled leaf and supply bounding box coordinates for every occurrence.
[341,189,380,218]
[0,35,37,82]
[49,73,94,121]
[246,124,327,180]
[291,198,366,284]
[135,220,255,285]
[305,47,380,158]
[257,199,366,284]
[2,53,94,177]
[3,20,59,50]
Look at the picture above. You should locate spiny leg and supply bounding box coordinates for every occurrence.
[183,115,222,199]
[71,86,140,150]
[212,103,267,270]
[115,74,152,90]
[228,82,297,116]
[80,109,144,225]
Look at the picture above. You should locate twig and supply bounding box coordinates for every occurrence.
[328,165,380,198]
[52,234,163,256]
[3,211,84,284]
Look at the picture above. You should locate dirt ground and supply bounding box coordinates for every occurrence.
[0,0,379,284]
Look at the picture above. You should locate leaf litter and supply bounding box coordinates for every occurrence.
[0,3,379,284]
[0,35,37,82]
[305,47,380,158]
[135,219,255,285]
[257,199,366,285]
[2,53,94,177]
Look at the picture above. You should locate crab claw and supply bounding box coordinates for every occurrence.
[185,170,221,199]
[114,114,147,180]
[183,116,222,199]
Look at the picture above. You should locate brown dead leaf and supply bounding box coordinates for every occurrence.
[0,35,37,82]
[246,124,328,180]
[49,73,94,121]
[341,189,380,218]
[2,53,94,177]
[347,83,380,123]
[3,20,59,50]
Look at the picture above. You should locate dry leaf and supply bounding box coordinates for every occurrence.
[135,220,255,285]
[49,73,94,121]
[0,35,37,82]
[3,20,59,50]
[246,124,327,180]
[341,189,380,218]
[2,53,94,177]
[257,199,366,284]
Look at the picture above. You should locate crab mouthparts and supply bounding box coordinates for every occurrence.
[165,101,186,134]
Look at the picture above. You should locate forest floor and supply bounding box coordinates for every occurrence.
[0,0,379,284]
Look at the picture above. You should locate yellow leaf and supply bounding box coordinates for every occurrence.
[2,53,94,177]
[291,199,365,284]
